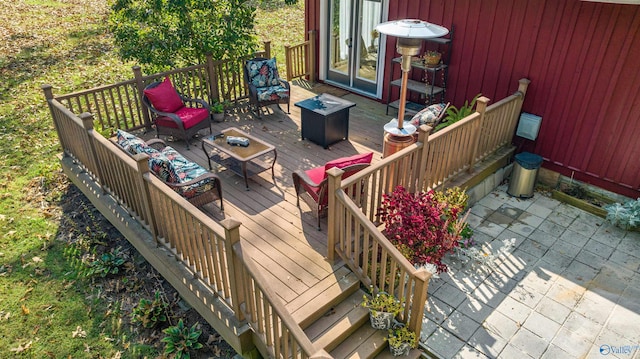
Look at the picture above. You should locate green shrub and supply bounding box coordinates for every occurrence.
[162,319,203,359]
[131,292,168,329]
[86,247,126,278]
[604,198,640,230]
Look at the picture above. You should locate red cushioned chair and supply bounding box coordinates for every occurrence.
[292,152,373,230]
[142,77,212,149]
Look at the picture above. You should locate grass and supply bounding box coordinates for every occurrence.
[0,0,304,357]
[254,0,305,74]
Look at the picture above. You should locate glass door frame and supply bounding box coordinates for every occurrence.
[319,0,389,99]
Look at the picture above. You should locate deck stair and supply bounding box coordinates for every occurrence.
[287,265,422,359]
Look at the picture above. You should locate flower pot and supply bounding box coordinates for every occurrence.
[423,53,441,67]
[369,310,395,330]
[212,112,225,123]
[389,342,411,357]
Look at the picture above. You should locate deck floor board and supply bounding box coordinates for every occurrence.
[141,82,389,307]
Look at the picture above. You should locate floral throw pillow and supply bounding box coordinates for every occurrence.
[116,129,149,155]
[409,103,446,127]
[247,58,281,87]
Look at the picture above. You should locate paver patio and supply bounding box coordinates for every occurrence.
[420,184,640,359]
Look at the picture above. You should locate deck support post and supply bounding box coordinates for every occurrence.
[415,125,432,191]
[133,153,160,245]
[79,113,107,194]
[263,41,271,59]
[326,167,345,263]
[507,78,532,144]
[205,54,220,105]
[468,97,490,174]
[132,66,152,130]
[221,218,245,321]
[407,268,431,336]
[42,84,68,153]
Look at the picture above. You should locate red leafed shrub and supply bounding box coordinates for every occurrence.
[378,186,468,273]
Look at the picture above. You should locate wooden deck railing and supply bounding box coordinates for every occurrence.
[45,91,328,356]
[52,45,270,136]
[43,97,245,318]
[236,243,331,359]
[284,30,316,83]
[327,78,530,337]
[327,166,430,334]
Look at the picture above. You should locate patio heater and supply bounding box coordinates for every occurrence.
[375,19,449,157]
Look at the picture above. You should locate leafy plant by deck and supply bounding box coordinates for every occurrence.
[109,0,260,73]
[378,186,470,273]
[162,319,204,359]
[131,291,169,329]
[436,93,481,131]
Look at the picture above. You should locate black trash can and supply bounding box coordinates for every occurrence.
[508,152,543,198]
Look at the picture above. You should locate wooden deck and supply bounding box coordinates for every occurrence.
[141,81,391,309]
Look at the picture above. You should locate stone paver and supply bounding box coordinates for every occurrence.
[420,185,640,359]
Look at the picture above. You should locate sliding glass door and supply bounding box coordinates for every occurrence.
[326,0,383,96]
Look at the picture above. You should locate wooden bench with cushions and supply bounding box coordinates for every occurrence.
[113,130,223,210]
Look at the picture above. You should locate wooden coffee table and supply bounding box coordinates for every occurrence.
[201,127,277,190]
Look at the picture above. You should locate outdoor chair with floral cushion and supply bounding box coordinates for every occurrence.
[243,57,290,119]
[292,152,373,230]
[114,130,223,210]
[142,77,212,149]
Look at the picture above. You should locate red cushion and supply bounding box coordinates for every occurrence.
[302,152,373,205]
[144,77,184,113]
[302,166,326,201]
[325,152,373,173]
[155,107,209,129]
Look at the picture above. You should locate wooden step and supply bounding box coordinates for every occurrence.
[374,348,423,359]
[305,290,370,352]
[288,266,360,329]
[329,323,388,359]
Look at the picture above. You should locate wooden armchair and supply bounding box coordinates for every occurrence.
[292,152,373,230]
[142,77,212,149]
[243,57,290,118]
[114,130,223,210]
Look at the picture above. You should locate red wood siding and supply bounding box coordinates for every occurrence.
[306,0,640,198]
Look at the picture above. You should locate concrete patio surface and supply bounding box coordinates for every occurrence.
[420,184,640,359]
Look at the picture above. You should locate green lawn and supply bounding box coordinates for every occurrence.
[0,0,303,357]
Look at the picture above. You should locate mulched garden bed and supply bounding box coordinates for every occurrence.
[552,182,614,218]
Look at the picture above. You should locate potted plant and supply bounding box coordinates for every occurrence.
[423,50,441,67]
[361,290,403,330]
[211,102,225,122]
[387,325,418,356]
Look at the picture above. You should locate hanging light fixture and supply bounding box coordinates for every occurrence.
[376,19,449,138]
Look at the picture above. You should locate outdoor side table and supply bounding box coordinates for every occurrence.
[295,93,356,149]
